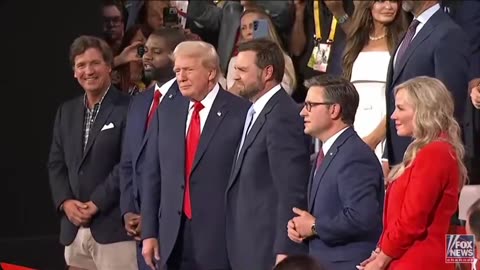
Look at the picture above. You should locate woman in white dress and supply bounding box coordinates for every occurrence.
[343,0,407,161]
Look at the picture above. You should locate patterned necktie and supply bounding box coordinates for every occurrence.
[395,19,420,70]
[146,90,162,128]
[184,101,204,219]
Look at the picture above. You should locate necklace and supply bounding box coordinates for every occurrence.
[369,33,386,41]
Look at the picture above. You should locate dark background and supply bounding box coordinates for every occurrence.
[0,1,102,269]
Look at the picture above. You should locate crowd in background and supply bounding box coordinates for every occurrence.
[47,0,480,270]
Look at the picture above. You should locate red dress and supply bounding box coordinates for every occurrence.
[379,141,460,270]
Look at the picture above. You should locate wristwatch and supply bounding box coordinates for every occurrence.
[311,221,318,236]
[336,13,349,25]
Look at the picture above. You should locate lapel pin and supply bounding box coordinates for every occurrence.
[168,94,173,99]
[217,111,222,117]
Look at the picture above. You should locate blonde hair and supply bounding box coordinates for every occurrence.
[172,40,221,82]
[388,76,467,188]
[240,8,297,91]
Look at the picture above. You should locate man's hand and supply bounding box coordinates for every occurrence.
[287,219,304,243]
[324,0,345,14]
[142,238,160,270]
[80,201,99,218]
[291,207,315,238]
[123,212,141,239]
[471,83,480,109]
[62,199,90,227]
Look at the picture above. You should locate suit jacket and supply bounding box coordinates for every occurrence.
[119,84,178,217]
[307,127,384,270]
[140,86,249,269]
[384,9,470,165]
[187,0,292,75]
[48,87,131,245]
[226,89,311,270]
[379,141,459,270]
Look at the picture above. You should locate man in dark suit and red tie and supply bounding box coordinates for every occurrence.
[140,40,250,270]
[287,75,384,270]
[225,39,311,270]
[119,28,186,270]
[48,36,136,269]
[383,0,470,169]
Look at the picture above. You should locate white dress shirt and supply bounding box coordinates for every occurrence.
[149,78,176,112]
[185,83,220,135]
[250,84,282,127]
[321,127,349,155]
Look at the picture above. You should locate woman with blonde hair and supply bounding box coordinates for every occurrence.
[343,0,407,160]
[359,76,468,270]
[227,6,297,95]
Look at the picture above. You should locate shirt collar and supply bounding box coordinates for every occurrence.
[252,84,282,115]
[189,83,220,111]
[84,84,111,109]
[415,3,440,25]
[155,78,176,97]
[321,127,349,155]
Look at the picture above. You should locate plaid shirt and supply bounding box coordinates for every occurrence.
[82,90,109,151]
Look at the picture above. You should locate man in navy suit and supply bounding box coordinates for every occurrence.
[119,28,186,270]
[288,75,384,270]
[140,40,250,270]
[48,36,136,269]
[383,0,470,167]
[226,39,311,270]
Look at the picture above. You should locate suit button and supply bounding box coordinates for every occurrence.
[177,210,181,215]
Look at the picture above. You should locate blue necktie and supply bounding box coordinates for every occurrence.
[237,106,256,159]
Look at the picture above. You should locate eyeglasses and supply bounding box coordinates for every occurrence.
[103,16,123,26]
[303,101,334,112]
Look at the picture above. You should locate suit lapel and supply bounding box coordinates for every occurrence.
[191,89,228,175]
[72,97,85,164]
[306,155,318,208]
[392,10,442,84]
[308,127,355,211]
[227,90,282,191]
[81,89,117,162]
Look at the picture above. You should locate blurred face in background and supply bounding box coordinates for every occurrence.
[146,1,169,30]
[240,12,263,41]
[103,5,124,43]
[143,35,174,82]
[371,0,398,25]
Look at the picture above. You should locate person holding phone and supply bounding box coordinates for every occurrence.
[227,7,297,96]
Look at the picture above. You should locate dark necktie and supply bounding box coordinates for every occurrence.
[184,101,204,219]
[316,150,325,172]
[146,90,162,128]
[395,19,420,70]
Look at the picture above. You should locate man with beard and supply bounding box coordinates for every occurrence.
[383,0,469,169]
[225,39,311,270]
[119,28,186,270]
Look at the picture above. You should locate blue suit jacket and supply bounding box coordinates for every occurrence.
[308,127,384,270]
[226,89,311,270]
[384,9,470,165]
[140,86,249,269]
[119,83,178,217]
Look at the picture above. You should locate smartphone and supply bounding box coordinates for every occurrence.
[163,7,179,27]
[253,19,270,39]
[137,45,145,57]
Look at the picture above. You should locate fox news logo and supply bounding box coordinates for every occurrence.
[446,234,475,263]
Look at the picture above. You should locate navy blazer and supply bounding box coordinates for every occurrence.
[384,9,470,165]
[48,88,132,245]
[308,127,384,270]
[140,86,249,269]
[226,89,311,270]
[119,83,177,217]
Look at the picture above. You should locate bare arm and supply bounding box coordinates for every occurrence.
[363,117,387,151]
[324,0,352,34]
[290,0,307,57]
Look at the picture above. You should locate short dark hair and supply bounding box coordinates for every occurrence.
[150,28,187,52]
[102,0,127,22]
[237,38,285,83]
[69,35,114,67]
[304,74,359,125]
[273,255,325,270]
[468,198,480,240]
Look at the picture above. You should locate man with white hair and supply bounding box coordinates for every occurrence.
[140,41,250,270]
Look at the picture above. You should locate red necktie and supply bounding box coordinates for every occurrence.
[316,150,325,170]
[146,90,162,128]
[184,101,204,219]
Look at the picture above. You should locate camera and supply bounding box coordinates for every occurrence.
[163,7,180,27]
[137,45,145,57]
